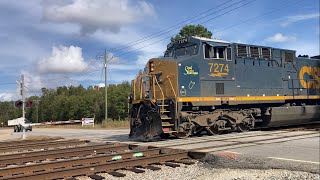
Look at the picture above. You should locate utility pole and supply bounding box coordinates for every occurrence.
[104,49,108,122]
[20,75,25,119]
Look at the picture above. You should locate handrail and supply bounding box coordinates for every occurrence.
[167,75,177,98]
[152,76,156,100]
[153,75,165,113]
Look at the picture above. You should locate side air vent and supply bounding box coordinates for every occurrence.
[237,45,247,57]
[216,83,224,95]
[250,47,259,58]
[285,52,294,62]
[261,48,271,59]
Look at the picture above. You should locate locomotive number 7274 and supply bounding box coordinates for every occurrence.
[208,63,229,77]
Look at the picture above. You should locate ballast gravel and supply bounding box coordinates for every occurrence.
[76,161,320,180]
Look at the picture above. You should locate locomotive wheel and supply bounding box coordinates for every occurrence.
[207,119,227,135]
[208,124,223,135]
[176,124,193,138]
[237,118,255,132]
[176,122,202,138]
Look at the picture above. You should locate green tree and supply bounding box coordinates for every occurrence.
[171,24,212,42]
[0,81,131,125]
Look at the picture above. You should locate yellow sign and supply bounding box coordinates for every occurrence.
[208,63,229,77]
[299,66,320,89]
[184,66,199,75]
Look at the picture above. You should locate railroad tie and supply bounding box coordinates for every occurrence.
[88,174,105,180]
[107,171,126,177]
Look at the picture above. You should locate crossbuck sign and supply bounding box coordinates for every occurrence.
[82,118,95,127]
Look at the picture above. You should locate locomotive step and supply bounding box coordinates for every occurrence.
[161,117,172,120]
[161,110,170,113]
[162,122,174,127]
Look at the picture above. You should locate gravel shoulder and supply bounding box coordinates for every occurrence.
[77,161,320,180]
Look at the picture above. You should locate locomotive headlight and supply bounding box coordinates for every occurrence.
[150,62,154,72]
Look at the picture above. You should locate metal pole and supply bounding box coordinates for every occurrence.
[104,49,108,122]
[21,75,25,119]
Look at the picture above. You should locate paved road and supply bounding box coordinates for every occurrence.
[0,128,319,172]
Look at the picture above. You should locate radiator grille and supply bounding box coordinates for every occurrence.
[262,48,271,59]
[285,52,294,62]
[216,83,224,95]
[250,47,259,58]
[237,45,247,57]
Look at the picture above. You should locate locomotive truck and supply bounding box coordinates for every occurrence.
[128,36,320,140]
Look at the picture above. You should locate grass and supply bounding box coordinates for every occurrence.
[33,120,129,130]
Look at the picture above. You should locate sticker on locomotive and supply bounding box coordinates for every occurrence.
[188,80,195,89]
[299,66,320,89]
[208,63,229,77]
[180,87,186,96]
[184,66,199,75]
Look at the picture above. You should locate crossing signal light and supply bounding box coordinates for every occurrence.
[26,101,33,107]
[15,100,23,108]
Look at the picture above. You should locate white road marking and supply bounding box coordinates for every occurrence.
[268,157,320,164]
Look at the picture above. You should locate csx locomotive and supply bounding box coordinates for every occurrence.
[129,36,320,140]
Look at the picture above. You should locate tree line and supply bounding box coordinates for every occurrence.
[0,82,131,125]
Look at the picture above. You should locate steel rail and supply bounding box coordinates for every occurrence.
[0,138,62,146]
[0,143,123,160]
[0,148,167,178]
[0,140,89,153]
[0,144,129,166]
[1,150,189,180]
[0,139,79,149]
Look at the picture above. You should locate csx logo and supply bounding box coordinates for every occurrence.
[299,66,320,89]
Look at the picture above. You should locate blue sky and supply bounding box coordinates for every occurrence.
[0,0,319,101]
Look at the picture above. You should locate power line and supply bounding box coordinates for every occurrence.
[108,0,237,54]
[18,0,254,90]
[113,0,257,59]
[39,0,255,88]
[19,0,304,92]
[0,82,16,86]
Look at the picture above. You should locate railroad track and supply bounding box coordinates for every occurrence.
[0,139,197,180]
[132,128,320,153]
[0,139,90,153]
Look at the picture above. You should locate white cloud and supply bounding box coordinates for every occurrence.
[41,0,155,34]
[284,42,320,57]
[23,71,45,93]
[96,83,105,88]
[265,33,296,43]
[38,45,88,74]
[0,93,18,101]
[281,13,320,27]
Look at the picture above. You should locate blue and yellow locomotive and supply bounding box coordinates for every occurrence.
[129,36,320,140]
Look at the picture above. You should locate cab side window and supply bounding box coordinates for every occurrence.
[204,44,227,60]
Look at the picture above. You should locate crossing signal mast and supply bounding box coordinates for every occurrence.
[15,74,32,118]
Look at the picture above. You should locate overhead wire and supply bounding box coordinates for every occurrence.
[21,0,304,92]
[43,0,256,88]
